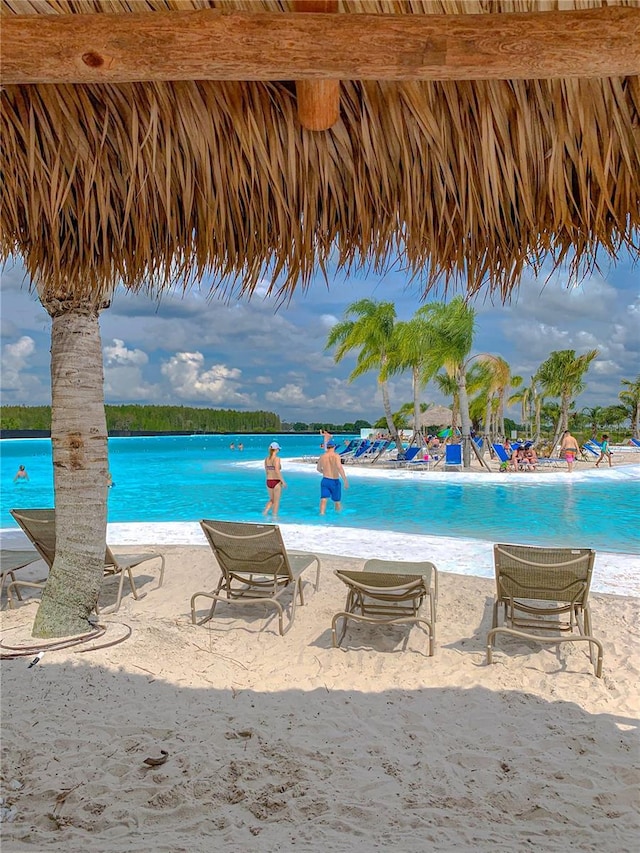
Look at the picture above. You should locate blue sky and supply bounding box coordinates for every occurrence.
[1,250,638,425]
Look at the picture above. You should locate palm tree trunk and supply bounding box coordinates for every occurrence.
[32,304,109,638]
[561,392,571,434]
[533,395,542,445]
[484,399,492,447]
[498,392,506,439]
[457,370,472,469]
[412,366,421,443]
[551,417,563,451]
[380,379,401,449]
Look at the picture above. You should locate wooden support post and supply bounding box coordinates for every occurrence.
[293,0,340,131]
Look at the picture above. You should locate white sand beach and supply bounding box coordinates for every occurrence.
[1,536,639,852]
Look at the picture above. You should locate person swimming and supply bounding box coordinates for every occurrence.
[13,465,29,483]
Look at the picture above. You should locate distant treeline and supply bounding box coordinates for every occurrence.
[0,405,282,434]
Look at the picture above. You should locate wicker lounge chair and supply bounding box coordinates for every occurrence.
[0,549,42,604]
[487,543,602,677]
[332,558,438,655]
[191,519,321,635]
[9,508,165,614]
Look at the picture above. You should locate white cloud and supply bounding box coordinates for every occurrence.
[104,367,157,401]
[4,335,35,362]
[161,351,254,405]
[319,313,339,329]
[102,339,154,401]
[2,336,35,391]
[104,338,148,367]
[1,334,47,402]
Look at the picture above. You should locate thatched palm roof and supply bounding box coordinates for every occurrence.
[417,405,453,429]
[1,1,638,302]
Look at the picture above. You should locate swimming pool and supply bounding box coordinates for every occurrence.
[2,434,639,554]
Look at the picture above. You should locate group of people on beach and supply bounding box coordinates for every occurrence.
[263,435,349,519]
[503,440,539,471]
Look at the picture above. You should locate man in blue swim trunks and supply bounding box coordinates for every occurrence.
[316,441,349,515]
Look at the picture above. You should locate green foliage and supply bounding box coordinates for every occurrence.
[503,417,518,435]
[1,405,282,433]
[0,405,51,430]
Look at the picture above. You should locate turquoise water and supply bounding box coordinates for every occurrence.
[2,434,639,553]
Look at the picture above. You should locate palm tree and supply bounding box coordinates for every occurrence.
[580,406,607,439]
[388,313,438,443]
[474,355,521,442]
[420,297,476,467]
[434,372,460,434]
[536,349,599,448]
[325,299,401,449]
[31,294,111,638]
[619,375,640,438]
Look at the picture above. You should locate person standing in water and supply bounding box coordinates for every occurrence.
[319,429,333,450]
[263,441,286,517]
[317,441,349,515]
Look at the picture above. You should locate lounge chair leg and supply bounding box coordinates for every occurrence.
[0,571,22,603]
[156,556,166,589]
[486,630,496,665]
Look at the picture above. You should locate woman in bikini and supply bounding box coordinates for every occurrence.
[263,441,286,517]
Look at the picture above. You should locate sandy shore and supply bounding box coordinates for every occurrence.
[1,545,639,852]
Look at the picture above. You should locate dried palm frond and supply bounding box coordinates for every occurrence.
[1,1,638,302]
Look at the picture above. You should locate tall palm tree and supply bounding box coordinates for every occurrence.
[325,299,401,448]
[434,372,460,434]
[536,349,598,448]
[388,313,438,442]
[508,383,532,437]
[474,355,521,442]
[580,405,606,439]
[31,293,111,638]
[619,375,640,438]
[420,297,476,467]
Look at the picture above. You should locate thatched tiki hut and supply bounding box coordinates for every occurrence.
[1,1,639,636]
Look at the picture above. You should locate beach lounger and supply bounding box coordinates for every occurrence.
[9,508,165,614]
[392,445,420,466]
[191,519,321,635]
[406,449,434,470]
[631,438,640,449]
[492,443,511,464]
[444,443,463,470]
[0,548,42,604]
[581,441,600,458]
[352,439,384,462]
[332,558,438,655]
[345,440,372,463]
[487,543,602,677]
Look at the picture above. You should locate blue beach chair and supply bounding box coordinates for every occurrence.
[631,438,640,449]
[581,441,601,460]
[394,446,421,466]
[444,444,463,470]
[492,443,511,464]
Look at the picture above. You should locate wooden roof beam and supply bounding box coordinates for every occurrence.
[293,0,340,131]
[2,7,638,86]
